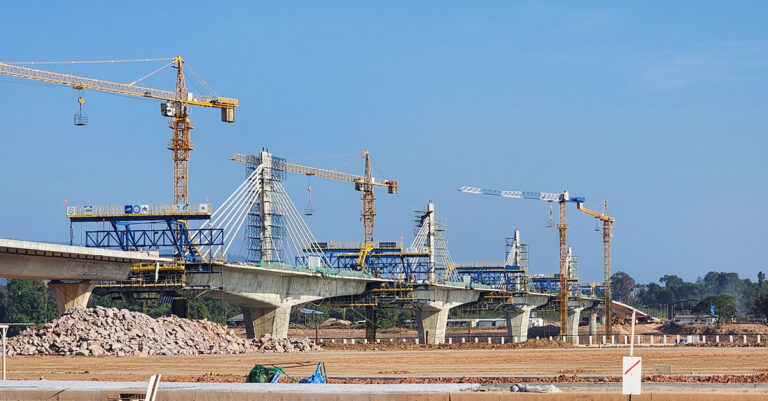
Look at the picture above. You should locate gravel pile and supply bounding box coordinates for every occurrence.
[7,306,320,356]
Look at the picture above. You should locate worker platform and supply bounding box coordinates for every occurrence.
[66,203,222,262]
[300,241,439,281]
[66,203,212,222]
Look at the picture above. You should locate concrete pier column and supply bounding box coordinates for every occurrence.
[505,305,534,342]
[567,306,585,344]
[365,306,377,341]
[416,306,450,344]
[243,305,292,339]
[48,280,95,314]
[589,311,598,343]
[171,298,189,318]
[412,285,480,344]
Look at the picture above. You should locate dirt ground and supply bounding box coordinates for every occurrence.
[288,322,768,340]
[6,346,768,383]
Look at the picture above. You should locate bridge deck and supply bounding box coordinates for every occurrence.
[0,238,171,263]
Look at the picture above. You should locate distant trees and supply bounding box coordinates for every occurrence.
[692,294,735,327]
[1,279,57,335]
[611,271,636,303]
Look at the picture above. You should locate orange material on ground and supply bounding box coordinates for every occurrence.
[5,346,768,382]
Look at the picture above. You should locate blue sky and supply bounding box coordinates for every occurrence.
[1,2,766,284]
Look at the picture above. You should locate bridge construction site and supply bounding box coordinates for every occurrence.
[0,55,763,400]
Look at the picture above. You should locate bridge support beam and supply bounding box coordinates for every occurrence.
[589,311,599,343]
[243,305,292,339]
[414,285,479,344]
[416,306,450,345]
[48,280,94,315]
[505,305,533,343]
[504,295,549,342]
[171,298,189,318]
[365,306,377,341]
[567,306,585,344]
[185,263,371,339]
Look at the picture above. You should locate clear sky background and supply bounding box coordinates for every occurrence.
[0,2,766,284]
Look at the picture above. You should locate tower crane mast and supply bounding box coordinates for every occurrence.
[459,186,584,337]
[0,57,239,205]
[577,200,615,337]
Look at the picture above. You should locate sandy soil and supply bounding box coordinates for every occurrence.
[288,322,768,340]
[5,346,768,383]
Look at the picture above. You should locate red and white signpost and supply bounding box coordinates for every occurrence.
[622,311,641,398]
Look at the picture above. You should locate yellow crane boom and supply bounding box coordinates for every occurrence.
[576,200,615,337]
[0,57,239,205]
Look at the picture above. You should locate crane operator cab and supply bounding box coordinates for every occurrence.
[161,101,176,117]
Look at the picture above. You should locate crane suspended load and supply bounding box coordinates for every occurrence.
[458,185,584,338]
[0,57,239,205]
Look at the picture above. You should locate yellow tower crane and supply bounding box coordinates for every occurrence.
[231,151,398,268]
[0,57,239,205]
[459,186,585,338]
[576,200,615,337]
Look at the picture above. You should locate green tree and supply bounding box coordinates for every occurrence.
[4,279,57,335]
[659,275,684,288]
[611,271,636,304]
[751,288,768,318]
[693,294,735,327]
[0,284,7,322]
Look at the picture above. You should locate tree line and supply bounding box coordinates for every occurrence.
[3,270,768,334]
[611,270,768,322]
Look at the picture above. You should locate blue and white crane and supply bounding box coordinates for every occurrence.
[458,186,584,337]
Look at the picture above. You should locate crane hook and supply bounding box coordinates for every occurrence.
[74,91,88,126]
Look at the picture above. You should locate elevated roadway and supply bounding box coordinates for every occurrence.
[0,238,632,344]
[0,239,170,313]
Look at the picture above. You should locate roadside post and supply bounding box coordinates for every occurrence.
[622,311,641,399]
[1,324,8,381]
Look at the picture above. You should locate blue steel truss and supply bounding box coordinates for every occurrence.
[528,274,581,294]
[453,265,527,291]
[297,245,441,281]
[84,220,222,261]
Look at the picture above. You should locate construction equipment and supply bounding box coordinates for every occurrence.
[231,151,398,268]
[0,57,239,205]
[577,200,614,337]
[458,186,584,337]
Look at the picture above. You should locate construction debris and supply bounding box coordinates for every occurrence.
[510,383,562,393]
[6,306,320,356]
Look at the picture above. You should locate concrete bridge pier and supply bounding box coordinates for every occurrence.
[171,298,189,318]
[504,295,549,342]
[567,306,585,344]
[413,285,479,344]
[365,306,377,341]
[185,263,372,339]
[566,300,600,344]
[242,304,293,339]
[589,310,599,343]
[48,280,95,314]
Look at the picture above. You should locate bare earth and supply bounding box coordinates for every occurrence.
[6,346,768,383]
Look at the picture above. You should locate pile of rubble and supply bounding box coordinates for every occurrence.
[7,306,320,356]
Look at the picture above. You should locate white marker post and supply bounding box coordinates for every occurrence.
[1,324,7,381]
[622,311,641,398]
